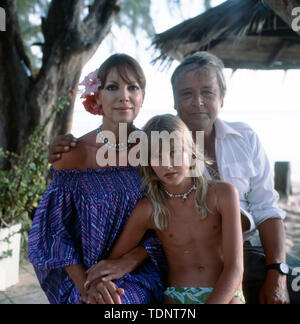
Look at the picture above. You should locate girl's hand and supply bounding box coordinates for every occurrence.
[85,257,132,289]
[86,278,124,304]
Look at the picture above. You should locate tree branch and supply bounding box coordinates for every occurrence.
[42,0,83,63]
[81,0,120,48]
[41,0,120,66]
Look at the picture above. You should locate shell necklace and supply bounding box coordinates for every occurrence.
[163,181,197,201]
[97,125,138,151]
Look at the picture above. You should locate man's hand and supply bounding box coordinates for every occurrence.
[49,134,78,163]
[259,271,290,304]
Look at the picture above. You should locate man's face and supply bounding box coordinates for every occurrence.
[174,66,223,133]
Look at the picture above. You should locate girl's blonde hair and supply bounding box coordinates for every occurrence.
[139,114,210,231]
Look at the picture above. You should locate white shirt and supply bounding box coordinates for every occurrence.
[204,118,286,241]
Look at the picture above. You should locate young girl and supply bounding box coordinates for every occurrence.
[89,114,245,304]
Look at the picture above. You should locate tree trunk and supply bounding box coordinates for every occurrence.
[0,0,120,156]
[263,0,300,36]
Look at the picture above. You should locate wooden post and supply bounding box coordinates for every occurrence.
[274,161,292,198]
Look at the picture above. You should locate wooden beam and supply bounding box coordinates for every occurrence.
[266,40,287,67]
[263,0,300,36]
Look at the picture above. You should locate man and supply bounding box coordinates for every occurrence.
[170,52,299,304]
[49,52,300,304]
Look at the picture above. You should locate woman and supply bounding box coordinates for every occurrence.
[28,54,167,304]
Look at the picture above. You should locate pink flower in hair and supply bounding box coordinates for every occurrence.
[79,69,103,115]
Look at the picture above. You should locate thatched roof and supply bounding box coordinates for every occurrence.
[152,0,300,70]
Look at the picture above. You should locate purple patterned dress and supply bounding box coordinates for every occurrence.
[28,166,167,304]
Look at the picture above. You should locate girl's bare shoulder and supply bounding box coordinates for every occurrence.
[213,181,237,195]
[206,181,238,208]
[135,197,154,215]
[134,197,155,228]
[215,181,238,199]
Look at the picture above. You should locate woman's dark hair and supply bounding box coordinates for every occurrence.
[97,53,146,92]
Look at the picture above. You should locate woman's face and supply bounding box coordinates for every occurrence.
[98,67,145,125]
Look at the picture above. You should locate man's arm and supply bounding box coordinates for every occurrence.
[247,131,286,227]
[259,218,286,265]
[247,131,289,303]
[258,218,290,304]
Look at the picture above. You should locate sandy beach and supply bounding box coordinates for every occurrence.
[280,182,300,259]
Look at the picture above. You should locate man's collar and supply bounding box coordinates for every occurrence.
[214,118,244,140]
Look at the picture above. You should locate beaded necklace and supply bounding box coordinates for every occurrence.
[163,182,197,201]
[97,125,138,151]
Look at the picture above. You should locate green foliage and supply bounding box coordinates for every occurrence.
[0,249,13,261]
[0,98,68,230]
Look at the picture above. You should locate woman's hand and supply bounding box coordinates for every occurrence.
[49,134,78,163]
[83,247,149,303]
[85,257,133,289]
[85,278,124,304]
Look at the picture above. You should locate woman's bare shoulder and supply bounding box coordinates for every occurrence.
[52,140,87,170]
[52,130,97,170]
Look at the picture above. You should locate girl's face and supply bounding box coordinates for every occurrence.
[151,145,192,187]
[97,67,144,125]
